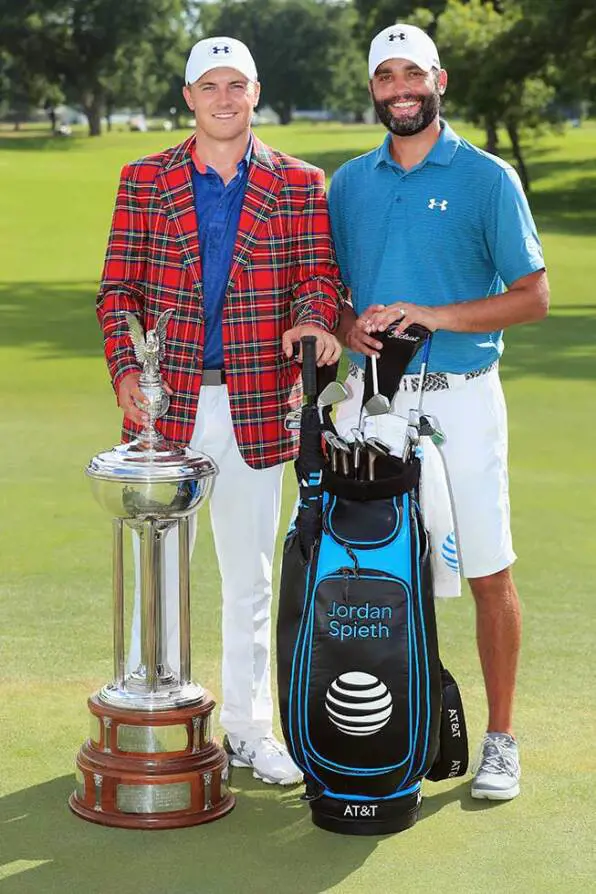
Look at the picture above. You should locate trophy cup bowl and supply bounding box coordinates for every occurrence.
[69,311,235,829]
[86,441,216,521]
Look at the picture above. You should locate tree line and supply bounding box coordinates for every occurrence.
[0,1,594,185]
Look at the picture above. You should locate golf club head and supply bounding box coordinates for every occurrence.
[420,414,446,445]
[364,393,391,417]
[323,430,338,472]
[365,437,391,456]
[364,438,390,481]
[330,433,352,477]
[318,381,349,407]
[317,381,349,423]
[351,427,366,448]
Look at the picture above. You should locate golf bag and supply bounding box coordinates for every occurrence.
[277,336,468,836]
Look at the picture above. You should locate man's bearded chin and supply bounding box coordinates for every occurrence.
[374,89,441,137]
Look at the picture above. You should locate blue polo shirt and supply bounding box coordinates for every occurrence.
[328,121,545,374]
[192,142,251,369]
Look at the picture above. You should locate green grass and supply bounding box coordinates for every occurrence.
[1,121,595,893]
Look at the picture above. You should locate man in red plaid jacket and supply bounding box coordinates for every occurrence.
[97,36,344,785]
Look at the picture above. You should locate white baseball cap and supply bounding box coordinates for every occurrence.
[368,24,440,77]
[185,37,258,85]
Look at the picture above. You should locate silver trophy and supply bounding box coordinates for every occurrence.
[70,311,235,829]
[124,309,173,448]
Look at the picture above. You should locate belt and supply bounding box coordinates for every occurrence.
[348,360,498,392]
[202,369,226,386]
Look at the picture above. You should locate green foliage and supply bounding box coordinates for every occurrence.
[353,0,447,50]
[433,0,570,185]
[201,0,368,123]
[0,0,190,135]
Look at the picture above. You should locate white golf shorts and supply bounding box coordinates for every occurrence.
[335,365,516,579]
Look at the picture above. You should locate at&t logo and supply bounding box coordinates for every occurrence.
[344,804,378,817]
[325,671,393,736]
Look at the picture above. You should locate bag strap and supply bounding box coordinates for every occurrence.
[426,663,469,781]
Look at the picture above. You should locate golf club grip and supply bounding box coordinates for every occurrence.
[301,336,318,399]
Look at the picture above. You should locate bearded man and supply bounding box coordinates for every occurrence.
[328,24,549,801]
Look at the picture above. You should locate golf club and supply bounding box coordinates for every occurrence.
[317,381,349,424]
[364,354,391,418]
[364,437,391,482]
[403,336,432,463]
[351,427,366,479]
[323,430,338,473]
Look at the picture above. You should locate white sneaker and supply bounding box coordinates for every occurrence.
[224,734,303,786]
[471,732,521,800]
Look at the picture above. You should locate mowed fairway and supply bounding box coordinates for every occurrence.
[0,121,595,893]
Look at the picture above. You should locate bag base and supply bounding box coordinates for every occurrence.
[310,791,421,836]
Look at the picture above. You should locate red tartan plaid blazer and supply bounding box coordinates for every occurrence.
[97,134,345,468]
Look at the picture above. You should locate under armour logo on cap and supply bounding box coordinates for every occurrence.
[368,23,440,77]
[185,36,258,85]
[209,44,231,56]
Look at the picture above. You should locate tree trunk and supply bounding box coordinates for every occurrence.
[275,103,293,125]
[485,118,499,155]
[354,109,365,124]
[83,93,104,137]
[506,121,530,192]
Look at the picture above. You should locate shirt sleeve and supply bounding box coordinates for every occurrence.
[484,166,545,287]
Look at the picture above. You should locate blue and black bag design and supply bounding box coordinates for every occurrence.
[278,459,468,836]
[278,335,467,835]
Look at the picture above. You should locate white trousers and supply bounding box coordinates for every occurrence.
[129,385,284,739]
[336,367,516,580]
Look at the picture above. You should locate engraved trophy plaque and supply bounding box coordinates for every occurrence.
[69,311,235,829]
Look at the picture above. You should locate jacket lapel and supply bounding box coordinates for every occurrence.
[156,135,203,296]
[227,136,283,287]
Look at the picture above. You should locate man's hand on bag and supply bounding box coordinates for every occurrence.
[343,305,385,357]
[117,372,173,426]
[282,324,342,366]
[365,301,440,336]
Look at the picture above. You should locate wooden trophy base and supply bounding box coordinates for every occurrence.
[69,691,235,829]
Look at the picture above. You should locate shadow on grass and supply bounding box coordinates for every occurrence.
[0,774,374,894]
[0,772,471,893]
[501,305,596,382]
[421,780,508,819]
[0,282,103,358]
[0,134,81,152]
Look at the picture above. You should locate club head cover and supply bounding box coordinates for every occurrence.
[362,323,430,405]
